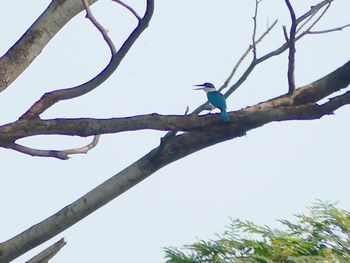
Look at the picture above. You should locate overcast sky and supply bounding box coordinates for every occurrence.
[0,1,349,262]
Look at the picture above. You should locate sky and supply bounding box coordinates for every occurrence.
[0,0,349,262]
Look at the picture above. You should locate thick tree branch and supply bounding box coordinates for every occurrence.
[0,60,349,262]
[0,0,99,93]
[0,61,349,146]
[19,0,154,120]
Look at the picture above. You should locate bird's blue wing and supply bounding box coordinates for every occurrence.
[207,91,227,110]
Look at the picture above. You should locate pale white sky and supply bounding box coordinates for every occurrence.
[0,1,349,262]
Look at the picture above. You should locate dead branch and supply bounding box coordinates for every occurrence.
[297,2,331,38]
[308,23,350,34]
[285,0,297,93]
[82,0,116,55]
[222,0,346,99]
[0,0,99,94]
[26,238,66,263]
[220,19,278,92]
[8,135,100,160]
[296,0,333,24]
[0,61,349,153]
[19,0,154,120]
[251,0,265,59]
[112,0,141,20]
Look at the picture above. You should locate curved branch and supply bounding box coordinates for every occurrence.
[19,0,154,120]
[0,0,99,93]
[83,0,116,55]
[112,0,141,20]
[8,135,100,160]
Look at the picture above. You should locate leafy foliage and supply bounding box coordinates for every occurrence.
[164,201,350,263]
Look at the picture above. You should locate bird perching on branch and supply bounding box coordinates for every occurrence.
[194,82,230,122]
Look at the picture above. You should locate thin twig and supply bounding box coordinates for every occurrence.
[82,0,116,56]
[308,23,350,34]
[297,3,333,38]
[296,0,333,24]
[64,135,100,155]
[285,0,297,94]
[296,7,319,34]
[251,0,260,59]
[220,18,278,92]
[112,0,141,20]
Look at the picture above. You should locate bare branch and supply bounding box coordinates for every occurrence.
[257,1,333,65]
[282,25,289,42]
[26,238,66,263]
[9,135,100,160]
[0,60,349,144]
[11,143,70,160]
[285,0,297,94]
[64,134,101,155]
[220,16,278,92]
[112,0,141,20]
[251,0,260,59]
[0,0,99,94]
[308,23,350,34]
[82,0,116,56]
[296,5,320,34]
[210,0,340,104]
[297,3,331,38]
[19,0,154,120]
[296,0,333,24]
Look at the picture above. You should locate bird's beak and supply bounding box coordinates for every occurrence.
[193,84,205,90]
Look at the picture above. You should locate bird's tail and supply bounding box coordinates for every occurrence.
[220,109,230,122]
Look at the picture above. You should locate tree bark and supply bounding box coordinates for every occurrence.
[0,0,98,93]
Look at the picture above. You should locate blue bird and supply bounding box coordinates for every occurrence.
[194,82,230,122]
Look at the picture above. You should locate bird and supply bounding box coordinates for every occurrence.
[194,82,230,122]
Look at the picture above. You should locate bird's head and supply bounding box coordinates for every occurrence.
[194,82,216,93]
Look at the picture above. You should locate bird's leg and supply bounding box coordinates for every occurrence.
[208,104,215,113]
[203,103,215,112]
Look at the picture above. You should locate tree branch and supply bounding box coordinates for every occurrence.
[26,238,66,263]
[112,0,141,20]
[19,0,154,120]
[296,0,333,25]
[307,23,350,34]
[285,0,297,94]
[82,0,116,56]
[0,0,99,94]
[220,18,278,91]
[222,0,341,99]
[0,60,349,156]
[8,135,100,160]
